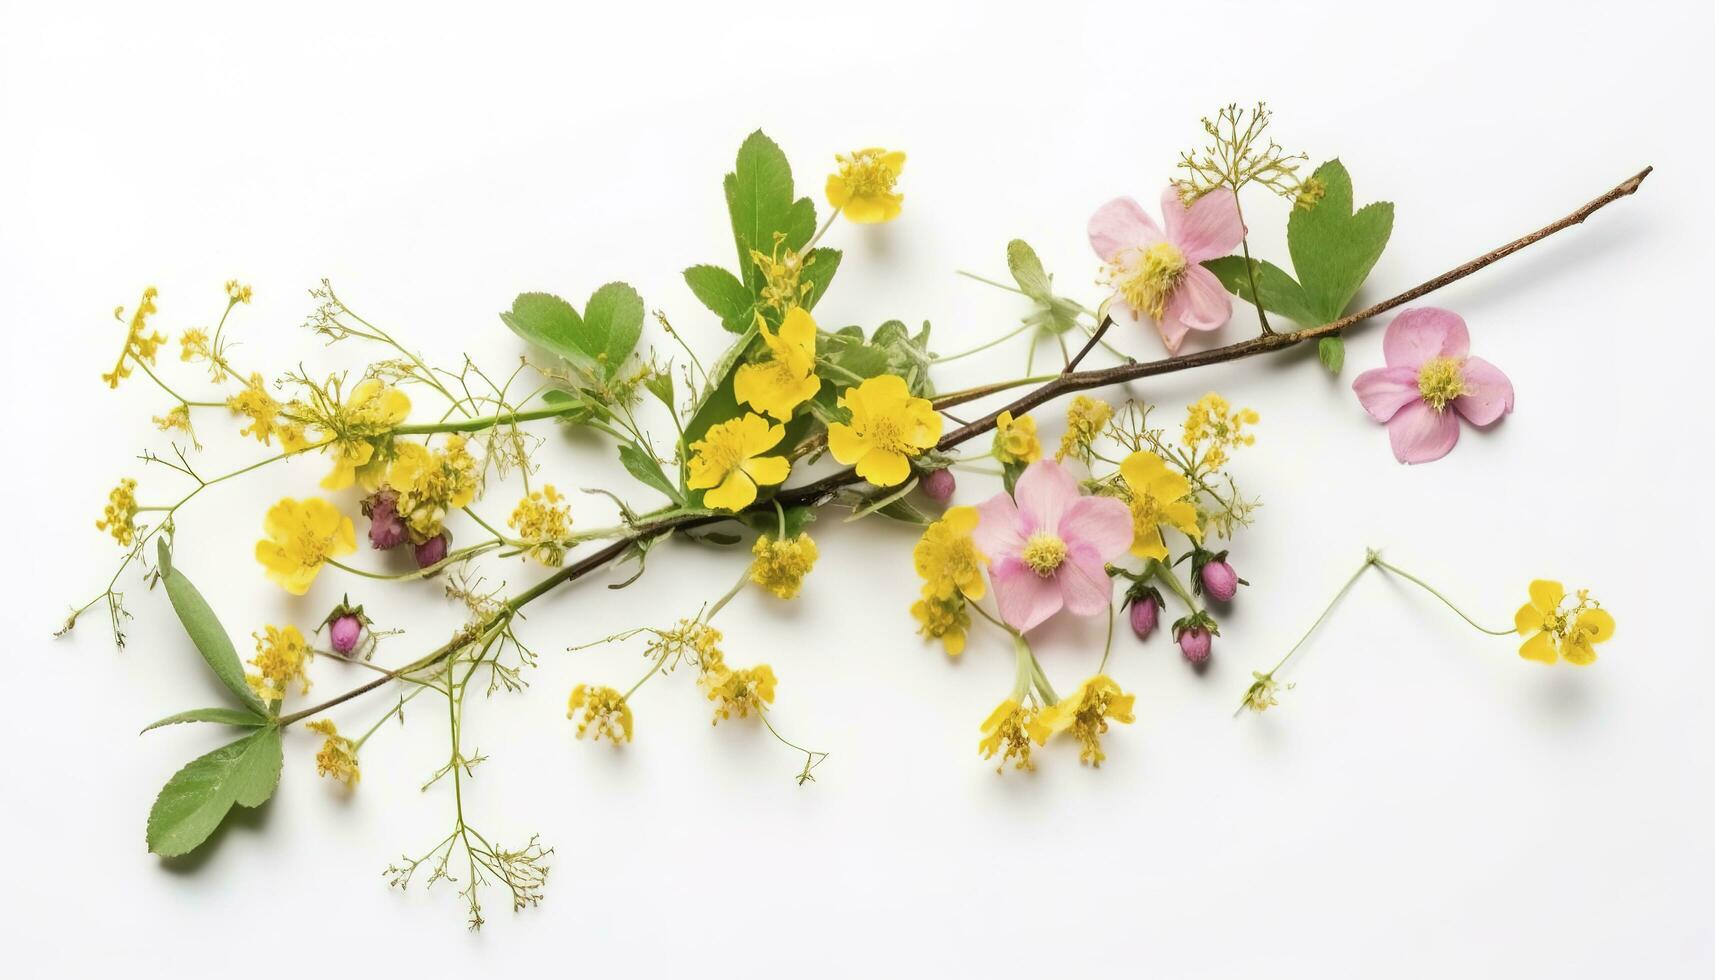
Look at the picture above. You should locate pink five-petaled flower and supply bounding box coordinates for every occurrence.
[1088,187,1245,355]
[972,459,1133,633]
[1352,308,1515,464]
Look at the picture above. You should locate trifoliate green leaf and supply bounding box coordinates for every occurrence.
[501,283,645,378]
[146,726,282,857]
[1287,159,1393,323]
[683,264,755,333]
[157,539,268,717]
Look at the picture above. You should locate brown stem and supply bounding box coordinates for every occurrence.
[1063,315,1115,373]
[289,165,1651,721]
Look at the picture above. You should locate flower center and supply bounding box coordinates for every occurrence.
[1416,357,1467,412]
[1113,242,1187,320]
[1021,533,1067,577]
[837,150,897,197]
[863,414,908,453]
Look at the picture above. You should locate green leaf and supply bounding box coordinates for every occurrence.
[157,539,268,717]
[819,320,936,397]
[501,293,596,371]
[1202,256,1321,328]
[1318,335,1346,374]
[800,247,842,311]
[725,131,812,296]
[1286,159,1394,322]
[644,370,673,410]
[143,707,271,733]
[581,281,646,371]
[146,726,283,857]
[617,443,681,503]
[683,264,755,333]
[1007,239,1052,298]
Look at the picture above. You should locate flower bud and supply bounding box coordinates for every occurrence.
[1128,594,1160,640]
[328,613,363,656]
[1178,626,1212,664]
[362,489,407,551]
[1200,559,1240,602]
[413,532,449,569]
[921,467,955,505]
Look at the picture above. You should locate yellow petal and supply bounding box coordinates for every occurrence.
[1577,607,1615,643]
[879,150,906,175]
[825,174,851,210]
[941,627,966,657]
[1130,523,1167,560]
[742,454,790,488]
[703,471,757,512]
[778,307,818,356]
[1518,630,1558,665]
[857,447,910,487]
[1528,579,1564,614]
[826,422,867,466]
[1562,635,1598,666]
[1119,451,1167,493]
[1514,603,1543,636]
[945,505,980,534]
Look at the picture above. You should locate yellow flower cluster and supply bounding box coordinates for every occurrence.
[979,699,1048,772]
[1515,580,1615,665]
[224,279,253,304]
[688,412,790,511]
[749,532,819,599]
[1056,396,1113,463]
[255,497,357,595]
[509,484,573,566]
[227,373,307,450]
[1037,675,1136,766]
[910,506,986,655]
[828,374,941,487]
[568,684,633,744]
[750,242,813,315]
[102,287,165,388]
[387,435,480,541]
[735,307,821,421]
[247,624,311,702]
[992,410,1041,465]
[703,663,778,723]
[1241,671,1288,713]
[310,378,413,491]
[306,720,360,785]
[152,404,196,441]
[95,478,139,547]
[1182,392,1259,471]
[825,148,906,224]
[1119,451,1201,560]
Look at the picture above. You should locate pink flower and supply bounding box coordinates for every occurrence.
[1352,308,1515,464]
[972,459,1133,633]
[1088,187,1245,355]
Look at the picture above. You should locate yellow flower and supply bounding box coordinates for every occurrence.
[224,279,253,304]
[703,664,777,723]
[316,379,412,491]
[911,590,972,656]
[386,435,480,540]
[1241,671,1290,713]
[179,328,212,363]
[568,684,633,744]
[152,404,197,443]
[827,374,941,487]
[247,624,311,701]
[96,478,139,547]
[509,484,573,566]
[1057,396,1113,463]
[102,286,165,388]
[734,307,821,421]
[749,532,819,599]
[254,497,357,595]
[1118,450,1202,560]
[687,412,790,511]
[1182,392,1258,471]
[1515,580,1615,665]
[306,719,360,785]
[228,373,289,446]
[978,698,1050,773]
[826,148,906,223]
[992,410,1041,465]
[913,506,986,601]
[1036,674,1136,766]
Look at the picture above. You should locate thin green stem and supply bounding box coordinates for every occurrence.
[1264,553,1376,678]
[1371,557,1515,636]
[933,321,1034,363]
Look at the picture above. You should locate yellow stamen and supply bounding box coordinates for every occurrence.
[1021,533,1067,577]
[1417,357,1467,412]
[1113,242,1187,320]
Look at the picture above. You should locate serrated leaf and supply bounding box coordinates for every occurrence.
[1006,240,1051,298]
[581,281,645,371]
[1318,335,1345,374]
[157,539,268,717]
[618,442,681,503]
[143,707,272,733]
[800,247,841,311]
[683,264,754,333]
[501,292,596,371]
[146,726,282,857]
[725,131,805,296]
[1202,256,1322,328]
[1287,159,1394,322]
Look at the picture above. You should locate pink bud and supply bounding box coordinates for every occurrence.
[329,614,363,656]
[413,533,449,569]
[1129,595,1160,640]
[921,468,955,504]
[1178,626,1212,664]
[1200,559,1240,602]
[364,490,407,551]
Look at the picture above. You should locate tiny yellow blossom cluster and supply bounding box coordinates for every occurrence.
[1515,580,1615,665]
[177,327,229,383]
[568,684,633,744]
[979,699,1047,773]
[703,663,778,723]
[102,287,165,388]
[224,279,253,304]
[228,373,308,450]
[910,506,987,656]
[1241,671,1289,713]
[1056,396,1113,463]
[750,242,813,315]
[509,484,573,566]
[306,720,360,785]
[1037,675,1136,766]
[749,532,819,599]
[96,478,139,547]
[992,410,1041,465]
[247,624,311,702]
[1182,392,1259,472]
[152,403,196,441]
[386,435,480,541]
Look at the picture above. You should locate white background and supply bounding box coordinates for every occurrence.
[3,1,1711,976]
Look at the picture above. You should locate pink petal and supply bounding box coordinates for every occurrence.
[1161,186,1245,262]
[1151,309,1190,355]
[1454,356,1515,426]
[1386,400,1461,464]
[1058,495,1134,561]
[1013,460,1079,537]
[1163,264,1232,333]
[991,557,1065,633]
[1087,197,1163,263]
[972,492,1025,560]
[1056,547,1114,617]
[1383,308,1469,368]
[1352,365,1423,423]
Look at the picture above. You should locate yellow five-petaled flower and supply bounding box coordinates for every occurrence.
[826,148,906,224]
[1118,450,1202,560]
[827,374,941,487]
[1515,579,1614,665]
[687,412,791,512]
[255,497,357,595]
[734,307,821,421]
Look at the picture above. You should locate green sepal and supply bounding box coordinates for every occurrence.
[146,726,283,857]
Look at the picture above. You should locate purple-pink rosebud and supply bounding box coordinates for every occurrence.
[328,613,363,656]
[1200,559,1240,602]
[921,468,955,504]
[1129,594,1160,640]
[413,533,449,569]
[364,490,407,551]
[1178,626,1212,664]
